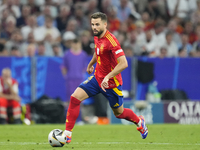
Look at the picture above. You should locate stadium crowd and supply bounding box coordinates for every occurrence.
[0,0,200,58]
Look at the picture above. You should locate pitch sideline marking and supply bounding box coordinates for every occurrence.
[0,142,200,146]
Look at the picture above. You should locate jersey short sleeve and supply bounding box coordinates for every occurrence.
[110,41,125,59]
[0,80,2,93]
[13,83,19,95]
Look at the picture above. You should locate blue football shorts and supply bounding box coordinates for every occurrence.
[79,75,123,108]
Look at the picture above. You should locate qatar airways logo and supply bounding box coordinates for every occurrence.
[167,101,200,124]
[115,49,123,54]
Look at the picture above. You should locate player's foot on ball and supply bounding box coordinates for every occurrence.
[63,130,72,144]
[137,116,148,139]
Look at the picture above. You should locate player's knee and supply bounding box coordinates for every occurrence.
[113,109,124,117]
[112,105,124,117]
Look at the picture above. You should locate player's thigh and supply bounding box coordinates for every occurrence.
[0,98,8,107]
[71,87,89,101]
[8,100,20,108]
[78,76,100,100]
[101,86,124,116]
[102,86,124,109]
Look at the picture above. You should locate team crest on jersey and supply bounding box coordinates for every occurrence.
[100,44,104,54]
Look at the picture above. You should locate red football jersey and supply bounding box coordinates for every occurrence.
[94,30,125,89]
[0,77,17,94]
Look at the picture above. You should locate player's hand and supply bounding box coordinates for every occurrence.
[101,77,109,92]
[87,65,94,74]
[4,79,12,87]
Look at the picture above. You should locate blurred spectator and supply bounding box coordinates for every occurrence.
[10,46,21,57]
[5,30,23,54]
[37,5,57,27]
[159,47,168,59]
[61,38,88,102]
[36,42,46,56]
[37,41,53,56]
[124,30,141,56]
[101,0,112,14]
[0,68,21,124]
[123,45,133,57]
[16,5,31,28]
[0,0,21,18]
[116,22,128,35]
[141,12,154,30]
[135,20,145,46]
[162,31,178,57]
[178,33,193,56]
[62,31,76,51]
[141,29,155,56]
[116,32,126,49]
[43,0,58,18]
[21,32,36,56]
[167,0,197,19]
[85,0,99,17]
[35,16,61,43]
[0,16,17,45]
[52,0,72,6]
[0,0,199,58]
[107,6,121,33]
[191,0,200,25]
[52,44,63,57]
[178,47,187,57]
[127,14,137,32]
[70,5,90,34]
[26,0,40,15]
[166,19,181,44]
[143,0,163,20]
[183,21,197,44]
[192,31,200,57]
[80,30,94,55]
[64,18,78,35]
[116,0,133,22]
[26,44,36,57]
[194,48,200,58]
[150,20,166,56]
[0,9,11,29]
[21,15,38,40]
[56,5,71,32]
[0,44,8,56]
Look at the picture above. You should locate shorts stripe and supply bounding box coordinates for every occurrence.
[113,87,123,96]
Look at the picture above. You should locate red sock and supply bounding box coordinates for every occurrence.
[116,108,140,124]
[65,96,81,131]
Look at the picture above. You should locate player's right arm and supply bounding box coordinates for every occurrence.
[87,52,97,74]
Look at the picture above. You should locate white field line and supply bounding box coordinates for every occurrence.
[0,142,200,146]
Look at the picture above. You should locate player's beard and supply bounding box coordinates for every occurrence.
[93,29,104,37]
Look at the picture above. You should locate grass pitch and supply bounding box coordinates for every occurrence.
[0,124,199,150]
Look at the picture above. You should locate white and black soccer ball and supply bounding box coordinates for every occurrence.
[48,129,66,147]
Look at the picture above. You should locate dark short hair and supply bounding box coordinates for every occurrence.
[90,12,107,22]
[11,46,18,51]
[166,31,173,37]
[0,44,4,52]
[72,38,80,43]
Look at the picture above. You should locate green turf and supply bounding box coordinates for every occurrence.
[0,124,199,150]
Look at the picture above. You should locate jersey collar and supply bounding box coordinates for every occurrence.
[102,30,109,38]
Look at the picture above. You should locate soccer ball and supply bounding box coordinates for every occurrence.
[48,129,66,147]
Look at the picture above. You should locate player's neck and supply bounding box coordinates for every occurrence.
[98,29,107,39]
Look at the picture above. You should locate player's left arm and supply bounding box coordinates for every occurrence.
[101,55,128,92]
